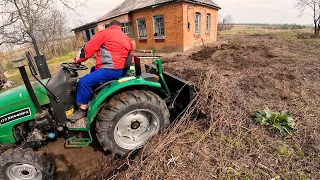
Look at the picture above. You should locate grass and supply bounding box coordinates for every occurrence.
[220,27,320,52]
[47,52,76,67]
[220,28,268,35]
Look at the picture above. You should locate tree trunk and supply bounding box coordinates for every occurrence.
[30,34,41,57]
[315,21,318,35]
[318,22,320,36]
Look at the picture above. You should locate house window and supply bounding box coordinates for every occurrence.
[137,18,147,38]
[84,28,95,41]
[195,12,201,34]
[206,13,211,33]
[121,22,134,38]
[153,15,165,36]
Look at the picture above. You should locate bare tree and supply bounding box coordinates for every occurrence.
[36,10,69,48]
[295,0,320,35]
[218,15,234,32]
[0,0,86,89]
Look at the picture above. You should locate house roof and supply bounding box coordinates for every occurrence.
[99,0,221,21]
[71,21,97,32]
[72,0,220,31]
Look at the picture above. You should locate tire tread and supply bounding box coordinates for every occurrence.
[96,90,170,155]
[0,149,54,180]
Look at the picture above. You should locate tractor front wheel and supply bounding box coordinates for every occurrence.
[0,149,54,180]
[96,90,170,155]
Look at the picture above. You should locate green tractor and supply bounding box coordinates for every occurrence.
[0,52,194,180]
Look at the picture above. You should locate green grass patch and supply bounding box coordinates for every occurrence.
[47,52,76,67]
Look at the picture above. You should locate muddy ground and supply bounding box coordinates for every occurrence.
[1,32,320,179]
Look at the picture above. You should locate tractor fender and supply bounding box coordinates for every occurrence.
[87,77,161,126]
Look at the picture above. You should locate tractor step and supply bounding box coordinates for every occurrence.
[65,117,92,147]
[65,131,93,148]
[66,117,87,130]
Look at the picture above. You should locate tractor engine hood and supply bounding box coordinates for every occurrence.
[0,79,51,119]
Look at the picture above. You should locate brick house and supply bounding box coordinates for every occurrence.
[72,0,221,52]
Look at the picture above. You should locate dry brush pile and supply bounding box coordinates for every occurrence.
[113,34,320,179]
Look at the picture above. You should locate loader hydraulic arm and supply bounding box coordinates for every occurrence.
[153,59,171,95]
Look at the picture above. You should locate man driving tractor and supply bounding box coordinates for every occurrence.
[67,20,134,121]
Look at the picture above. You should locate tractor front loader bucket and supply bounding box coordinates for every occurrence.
[145,63,196,115]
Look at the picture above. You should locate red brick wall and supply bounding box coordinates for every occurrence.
[131,3,184,51]
[182,3,218,51]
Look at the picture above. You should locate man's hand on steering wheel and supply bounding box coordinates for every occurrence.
[60,62,88,71]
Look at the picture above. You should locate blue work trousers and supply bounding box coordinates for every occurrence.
[76,66,124,104]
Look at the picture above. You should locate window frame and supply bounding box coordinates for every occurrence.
[120,22,134,38]
[84,27,95,41]
[206,13,211,33]
[121,22,130,34]
[195,12,201,34]
[136,18,147,39]
[153,15,165,39]
[82,30,88,42]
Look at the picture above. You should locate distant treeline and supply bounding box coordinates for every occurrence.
[233,23,312,27]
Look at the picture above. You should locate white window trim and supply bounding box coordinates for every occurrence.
[195,12,201,34]
[206,13,211,34]
[153,15,166,39]
[136,18,147,39]
[121,22,130,34]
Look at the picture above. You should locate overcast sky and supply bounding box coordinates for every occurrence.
[72,0,311,27]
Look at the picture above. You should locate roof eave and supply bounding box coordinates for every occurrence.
[71,21,97,32]
[183,0,221,10]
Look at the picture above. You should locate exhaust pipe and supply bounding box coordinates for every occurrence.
[13,57,43,113]
[13,57,53,131]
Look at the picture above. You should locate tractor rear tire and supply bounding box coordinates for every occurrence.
[0,149,54,180]
[96,90,170,155]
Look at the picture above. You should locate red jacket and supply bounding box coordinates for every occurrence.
[75,25,134,70]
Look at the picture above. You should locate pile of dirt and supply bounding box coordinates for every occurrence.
[113,34,320,179]
[189,46,219,61]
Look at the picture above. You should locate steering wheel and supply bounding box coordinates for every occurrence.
[60,62,88,71]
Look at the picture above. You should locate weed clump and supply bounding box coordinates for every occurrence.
[252,108,295,136]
